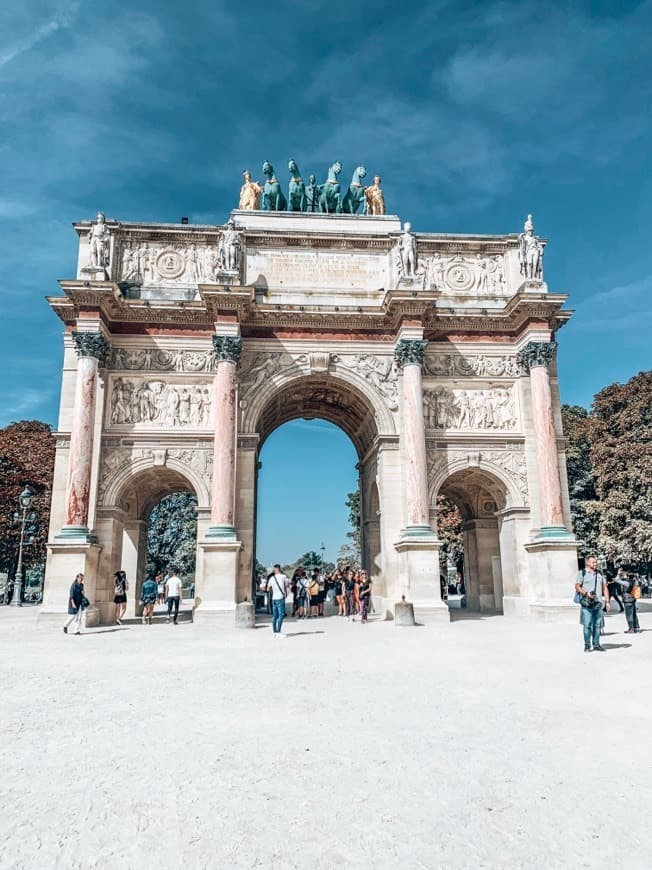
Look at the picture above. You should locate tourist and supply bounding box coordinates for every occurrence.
[575,555,610,652]
[344,568,356,619]
[268,563,289,638]
[333,570,346,616]
[113,570,128,625]
[608,569,626,613]
[613,571,641,634]
[309,570,321,618]
[165,569,183,625]
[63,572,87,635]
[359,571,372,623]
[317,571,326,617]
[156,572,165,605]
[295,569,309,619]
[140,574,158,625]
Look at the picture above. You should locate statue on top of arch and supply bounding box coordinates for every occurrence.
[236,161,387,215]
[518,213,544,281]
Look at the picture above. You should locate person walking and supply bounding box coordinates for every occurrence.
[165,570,183,625]
[63,573,87,635]
[607,569,625,613]
[614,571,642,634]
[268,564,289,638]
[295,569,309,619]
[140,574,158,625]
[113,570,128,625]
[156,572,165,605]
[575,555,610,652]
[344,568,355,620]
[334,570,346,616]
[359,571,372,623]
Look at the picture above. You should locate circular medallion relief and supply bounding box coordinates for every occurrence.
[445,261,474,292]
[156,249,186,279]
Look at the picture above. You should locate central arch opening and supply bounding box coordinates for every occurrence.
[250,373,383,617]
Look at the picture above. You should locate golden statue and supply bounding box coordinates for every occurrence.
[239,170,263,210]
[364,175,386,215]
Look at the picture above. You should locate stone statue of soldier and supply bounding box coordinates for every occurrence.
[398,221,417,277]
[305,174,320,213]
[518,214,544,280]
[221,219,241,271]
[88,212,110,272]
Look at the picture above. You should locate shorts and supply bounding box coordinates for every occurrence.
[295,594,307,606]
[142,596,156,605]
[114,595,127,604]
[310,596,320,607]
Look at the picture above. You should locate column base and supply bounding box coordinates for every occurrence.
[205,524,237,540]
[40,541,102,625]
[402,524,436,538]
[525,537,578,612]
[195,536,242,622]
[55,526,96,543]
[528,599,580,623]
[394,536,449,624]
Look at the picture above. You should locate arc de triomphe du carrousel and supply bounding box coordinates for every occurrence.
[39,161,578,626]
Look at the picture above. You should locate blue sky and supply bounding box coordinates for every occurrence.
[1,1,650,562]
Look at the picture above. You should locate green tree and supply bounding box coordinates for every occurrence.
[561,404,601,556]
[341,489,361,566]
[0,421,55,578]
[589,371,652,567]
[146,492,198,579]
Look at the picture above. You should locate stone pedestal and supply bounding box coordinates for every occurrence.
[394,537,449,624]
[394,597,416,626]
[194,537,242,624]
[525,538,579,621]
[235,600,255,628]
[39,541,102,627]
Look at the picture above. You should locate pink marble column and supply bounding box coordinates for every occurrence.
[519,341,568,535]
[208,335,242,537]
[395,339,433,535]
[61,332,108,537]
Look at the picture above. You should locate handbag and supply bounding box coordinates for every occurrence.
[81,595,90,610]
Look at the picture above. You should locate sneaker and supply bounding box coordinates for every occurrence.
[624,628,634,634]
[278,633,287,640]
[116,618,122,626]
[63,626,68,634]
[594,645,605,652]
[584,646,591,653]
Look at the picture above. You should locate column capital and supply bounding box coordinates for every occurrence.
[517,340,557,372]
[71,331,109,364]
[394,338,428,369]
[212,335,243,364]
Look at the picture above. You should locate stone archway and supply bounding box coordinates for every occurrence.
[95,462,205,622]
[237,370,393,601]
[434,467,510,613]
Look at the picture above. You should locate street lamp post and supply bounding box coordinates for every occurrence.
[11,486,35,608]
[320,542,326,570]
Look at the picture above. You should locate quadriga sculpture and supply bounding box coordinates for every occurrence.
[341,165,367,214]
[262,161,287,211]
[287,159,306,212]
[319,161,343,213]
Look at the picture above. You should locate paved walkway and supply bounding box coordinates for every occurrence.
[1,606,651,869]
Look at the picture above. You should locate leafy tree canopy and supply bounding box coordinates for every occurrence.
[146,492,197,579]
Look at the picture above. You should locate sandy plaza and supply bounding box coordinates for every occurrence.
[2,605,651,870]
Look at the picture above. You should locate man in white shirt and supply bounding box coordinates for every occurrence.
[268,564,289,638]
[165,570,183,625]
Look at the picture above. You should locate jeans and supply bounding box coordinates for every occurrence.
[624,601,640,631]
[272,598,286,633]
[580,605,602,648]
[167,596,180,622]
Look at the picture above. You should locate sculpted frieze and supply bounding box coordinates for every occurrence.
[98,446,212,503]
[427,447,529,504]
[238,352,308,405]
[427,253,507,295]
[108,378,212,427]
[423,386,517,431]
[111,347,216,373]
[336,354,398,411]
[423,353,520,378]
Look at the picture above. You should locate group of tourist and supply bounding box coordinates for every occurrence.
[574,556,644,652]
[62,568,184,634]
[263,565,373,637]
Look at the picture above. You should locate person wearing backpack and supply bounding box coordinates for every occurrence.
[575,555,610,652]
[613,570,641,634]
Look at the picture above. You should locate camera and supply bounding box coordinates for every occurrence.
[585,592,600,609]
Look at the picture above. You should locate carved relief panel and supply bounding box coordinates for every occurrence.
[423,353,521,378]
[423,385,518,431]
[107,377,213,428]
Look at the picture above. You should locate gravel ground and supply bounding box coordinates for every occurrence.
[1,604,651,870]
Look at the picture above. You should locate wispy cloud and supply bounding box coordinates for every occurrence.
[0,2,78,68]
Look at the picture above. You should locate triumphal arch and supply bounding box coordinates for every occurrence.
[40,164,578,625]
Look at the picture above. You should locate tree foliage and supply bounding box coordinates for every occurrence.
[560,404,601,556]
[590,371,652,565]
[436,495,463,568]
[0,421,56,578]
[146,492,197,579]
